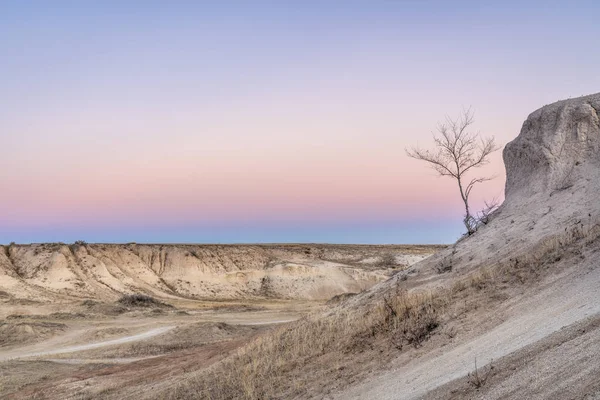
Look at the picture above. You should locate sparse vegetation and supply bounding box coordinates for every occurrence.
[169,284,447,400]
[435,257,453,274]
[435,247,457,274]
[326,292,358,305]
[381,287,441,349]
[476,198,500,226]
[167,217,600,400]
[81,299,98,307]
[376,252,397,268]
[117,294,169,308]
[467,358,494,388]
[0,321,67,346]
[70,240,88,253]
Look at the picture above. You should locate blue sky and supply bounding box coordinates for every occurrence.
[2,1,600,244]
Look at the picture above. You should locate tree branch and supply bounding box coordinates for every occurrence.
[406,109,500,235]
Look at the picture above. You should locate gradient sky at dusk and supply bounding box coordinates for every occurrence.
[2,1,600,244]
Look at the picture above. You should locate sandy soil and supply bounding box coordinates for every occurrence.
[2,326,176,361]
[0,299,313,399]
[337,260,600,399]
[427,314,600,399]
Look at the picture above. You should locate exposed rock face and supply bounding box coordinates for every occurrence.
[0,244,439,302]
[475,93,600,267]
[504,93,600,197]
[339,93,600,400]
[361,93,600,299]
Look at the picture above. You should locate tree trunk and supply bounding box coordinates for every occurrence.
[457,176,474,234]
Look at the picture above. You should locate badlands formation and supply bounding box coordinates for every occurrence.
[0,244,438,303]
[1,93,600,399]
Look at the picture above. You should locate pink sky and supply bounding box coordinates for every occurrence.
[2,2,599,243]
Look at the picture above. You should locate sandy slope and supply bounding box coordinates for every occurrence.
[334,92,600,399]
[427,315,600,399]
[340,259,600,399]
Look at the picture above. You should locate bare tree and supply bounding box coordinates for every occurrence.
[406,109,500,235]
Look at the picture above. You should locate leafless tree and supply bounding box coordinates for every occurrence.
[406,109,500,235]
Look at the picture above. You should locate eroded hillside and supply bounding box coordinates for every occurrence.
[0,243,441,302]
[159,92,600,400]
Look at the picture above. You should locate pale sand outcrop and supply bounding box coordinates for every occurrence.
[338,92,600,399]
[0,244,439,302]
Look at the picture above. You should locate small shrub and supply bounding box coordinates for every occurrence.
[117,294,167,308]
[435,258,453,273]
[468,268,492,290]
[377,253,397,268]
[436,247,457,274]
[476,198,500,226]
[379,287,442,349]
[467,358,494,388]
[326,292,358,306]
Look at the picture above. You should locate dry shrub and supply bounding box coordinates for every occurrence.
[379,289,442,349]
[117,294,170,308]
[81,299,98,307]
[467,358,494,388]
[170,288,444,400]
[325,292,358,306]
[498,217,600,283]
[452,217,600,292]
[435,258,453,273]
[435,247,457,274]
[376,252,397,268]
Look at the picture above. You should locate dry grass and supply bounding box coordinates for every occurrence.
[376,252,397,268]
[0,321,67,347]
[380,288,442,349]
[165,219,600,400]
[126,322,260,357]
[455,217,600,292]
[168,286,446,400]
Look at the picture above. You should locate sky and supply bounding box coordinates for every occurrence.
[2,1,600,244]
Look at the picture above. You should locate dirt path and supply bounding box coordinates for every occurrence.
[43,356,160,364]
[338,266,600,400]
[232,318,297,326]
[1,326,175,361]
